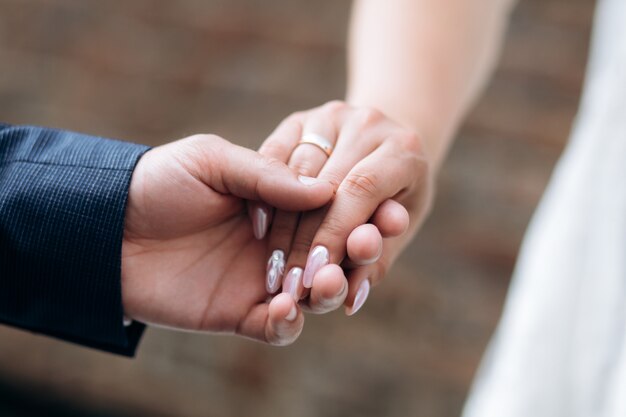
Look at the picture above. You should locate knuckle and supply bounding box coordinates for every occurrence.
[279,113,305,133]
[322,100,348,114]
[354,106,384,127]
[341,171,379,200]
[394,131,423,155]
[286,111,305,123]
[389,132,430,187]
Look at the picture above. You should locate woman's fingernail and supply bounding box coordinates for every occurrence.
[348,279,370,316]
[302,245,329,288]
[252,206,269,240]
[298,175,325,186]
[266,250,285,293]
[285,304,298,322]
[282,267,303,300]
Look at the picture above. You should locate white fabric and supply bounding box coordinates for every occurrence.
[463,0,626,415]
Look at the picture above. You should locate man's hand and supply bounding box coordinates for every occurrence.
[120,134,392,345]
[121,134,336,345]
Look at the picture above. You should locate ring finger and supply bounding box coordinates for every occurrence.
[265,107,341,294]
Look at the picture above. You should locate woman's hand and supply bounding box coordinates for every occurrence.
[250,101,433,315]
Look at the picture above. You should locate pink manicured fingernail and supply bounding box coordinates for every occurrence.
[348,279,370,316]
[266,250,285,294]
[282,267,303,300]
[285,304,297,322]
[252,206,269,240]
[303,245,329,288]
[298,175,325,186]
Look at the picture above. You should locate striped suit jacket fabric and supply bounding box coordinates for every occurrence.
[0,123,149,356]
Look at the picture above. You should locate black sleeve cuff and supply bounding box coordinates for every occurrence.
[0,124,150,357]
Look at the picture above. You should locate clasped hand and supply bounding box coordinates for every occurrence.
[121,101,431,346]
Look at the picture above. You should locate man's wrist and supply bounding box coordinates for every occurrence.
[0,123,150,356]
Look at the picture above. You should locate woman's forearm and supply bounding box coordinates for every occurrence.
[347,0,515,171]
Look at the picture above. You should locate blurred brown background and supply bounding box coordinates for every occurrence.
[0,0,594,416]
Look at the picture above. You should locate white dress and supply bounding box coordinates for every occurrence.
[463,0,626,416]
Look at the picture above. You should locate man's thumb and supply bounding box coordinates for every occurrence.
[200,135,334,211]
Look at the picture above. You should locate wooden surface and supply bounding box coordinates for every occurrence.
[0,1,595,416]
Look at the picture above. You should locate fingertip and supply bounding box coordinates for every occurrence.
[267,293,303,346]
[313,264,346,299]
[372,199,410,237]
[346,224,382,266]
[269,293,297,321]
[305,264,348,314]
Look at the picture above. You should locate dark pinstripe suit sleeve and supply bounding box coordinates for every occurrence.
[0,123,150,356]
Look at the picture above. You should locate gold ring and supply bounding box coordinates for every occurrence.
[297,133,334,157]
